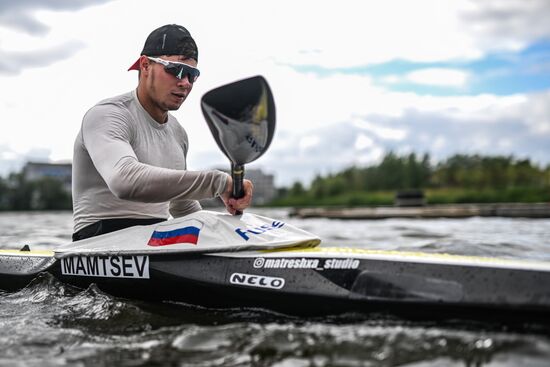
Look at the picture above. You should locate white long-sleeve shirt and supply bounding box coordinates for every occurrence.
[72,90,228,233]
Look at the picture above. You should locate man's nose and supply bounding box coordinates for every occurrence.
[176,75,192,87]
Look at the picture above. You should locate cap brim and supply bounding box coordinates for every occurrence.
[128,58,141,71]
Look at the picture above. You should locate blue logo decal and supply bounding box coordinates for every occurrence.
[235,221,285,241]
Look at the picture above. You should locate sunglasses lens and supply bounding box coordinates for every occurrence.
[165,63,200,83]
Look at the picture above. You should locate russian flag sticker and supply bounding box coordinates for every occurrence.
[147,220,203,247]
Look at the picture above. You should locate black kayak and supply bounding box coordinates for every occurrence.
[1,245,550,322]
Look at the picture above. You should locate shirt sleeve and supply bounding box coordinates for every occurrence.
[81,103,229,203]
[169,199,203,218]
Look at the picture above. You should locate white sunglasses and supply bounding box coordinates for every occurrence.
[147,56,200,83]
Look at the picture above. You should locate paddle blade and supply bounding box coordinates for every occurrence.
[201,75,276,166]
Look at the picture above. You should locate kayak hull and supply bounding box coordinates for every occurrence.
[1,247,550,321]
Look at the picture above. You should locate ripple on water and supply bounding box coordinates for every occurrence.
[131,320,550,367]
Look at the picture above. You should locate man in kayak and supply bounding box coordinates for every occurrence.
[71,24,252,241]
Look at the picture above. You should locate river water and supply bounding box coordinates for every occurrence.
[0,209,549,367]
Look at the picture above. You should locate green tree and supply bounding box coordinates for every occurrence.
[271,152,549,206]
[0,177,8,210]
[289,181,306,196]
[6,173,34,210]
[29,178,72,210]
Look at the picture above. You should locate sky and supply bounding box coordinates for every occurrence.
[0,0,549,187]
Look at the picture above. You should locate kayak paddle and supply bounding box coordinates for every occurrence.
[201,75,276,204]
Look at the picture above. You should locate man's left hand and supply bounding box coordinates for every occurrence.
[221,177,254,215]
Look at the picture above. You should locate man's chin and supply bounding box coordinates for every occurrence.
[166,102,184,111]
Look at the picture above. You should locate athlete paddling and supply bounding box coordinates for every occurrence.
[72,24,253,241]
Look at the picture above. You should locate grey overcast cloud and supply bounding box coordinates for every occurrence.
[1,0,549,186]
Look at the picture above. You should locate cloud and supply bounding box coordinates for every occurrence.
[262,122,384,184]
[0,0,113,73]
[258,89,550,186]
[462,0,550,50]
[405,68,470,88]
[0,40,84,74]
[354,134,374,150]
[268,0,550,72]
[351,118,408,140]
[521,90,550,134]
[281,0,550,81]
[299,136,321,152]
[0,144,52,177]
[0,0,548,190]
[0,0,113,35]
[0,9,49,35]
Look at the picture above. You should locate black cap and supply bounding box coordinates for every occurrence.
[128,24,198,70]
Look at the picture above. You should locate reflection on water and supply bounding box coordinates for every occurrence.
[0,209,549,366]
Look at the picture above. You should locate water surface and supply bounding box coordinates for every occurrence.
[0,210,549,366]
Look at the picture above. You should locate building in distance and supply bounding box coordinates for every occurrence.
[22,162,72,193]
[21,162,276,207]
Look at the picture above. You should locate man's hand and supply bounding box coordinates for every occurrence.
[221,176,254,215]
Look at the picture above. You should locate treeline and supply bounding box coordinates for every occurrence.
[0,173,72,211]
[1,153,549,210]
[273,153,550,206]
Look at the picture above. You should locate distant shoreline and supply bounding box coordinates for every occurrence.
[1,203,550,219]
[290,202,550,219]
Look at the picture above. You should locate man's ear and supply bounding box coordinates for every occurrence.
[140,55,150,72]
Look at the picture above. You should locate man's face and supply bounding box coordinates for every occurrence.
[143,55,197,112]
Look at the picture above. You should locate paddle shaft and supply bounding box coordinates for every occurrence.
[231,163,245,199]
